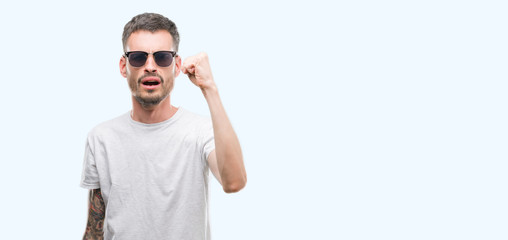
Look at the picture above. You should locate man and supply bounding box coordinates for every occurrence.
[80,13,247,240]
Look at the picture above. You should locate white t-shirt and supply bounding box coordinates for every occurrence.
[80,107,215,240]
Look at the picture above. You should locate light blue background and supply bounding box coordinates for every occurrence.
[0,0,506,239]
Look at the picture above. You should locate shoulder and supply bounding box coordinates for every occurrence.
[178,108,211,125]
[176,108,213,136]
[87,112,130,140]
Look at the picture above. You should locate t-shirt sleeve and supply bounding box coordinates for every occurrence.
[200,119,216,166]
[80,139,100,189]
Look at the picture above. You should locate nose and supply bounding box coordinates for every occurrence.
[144,54,157,73]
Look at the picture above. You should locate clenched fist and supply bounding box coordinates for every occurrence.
[181,52,216,91]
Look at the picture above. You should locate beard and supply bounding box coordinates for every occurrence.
[129,73,173,108]
[134,92,168,107]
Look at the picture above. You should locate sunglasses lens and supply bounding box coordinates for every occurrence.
[126,51,175,67]
[154,52,174,67]
[128,52,147,67]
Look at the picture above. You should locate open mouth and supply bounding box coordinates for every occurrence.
[141,76,162,88]
[142,81,160,86]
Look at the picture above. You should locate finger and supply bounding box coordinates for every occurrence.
[182,56,196,66]
[182,66,191,74]
[181,61,195,74]
[184,66,195,75]
[181,64,193,74]
[186,73,196,80]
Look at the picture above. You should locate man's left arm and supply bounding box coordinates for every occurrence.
[182,52,247,193]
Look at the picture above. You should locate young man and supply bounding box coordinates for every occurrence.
[80,13,247,240]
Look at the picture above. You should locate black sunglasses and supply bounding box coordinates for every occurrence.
[124,51,177,67]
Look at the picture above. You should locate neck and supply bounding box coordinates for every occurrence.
[131,96,178,124]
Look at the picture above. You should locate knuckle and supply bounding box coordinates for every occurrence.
[199,52,208,60]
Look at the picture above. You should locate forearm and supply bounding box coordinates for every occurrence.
[83,189,105,240]
[181,52,246,192]
[83,226,104,240]
[203,87,247,192]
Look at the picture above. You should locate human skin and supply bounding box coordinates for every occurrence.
[83,29,246,239]
[83,189,105,240]
[121,30,181,122]
[181,52,247,193]
[118,29,247,192]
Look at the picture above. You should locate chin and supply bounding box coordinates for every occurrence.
[134,92,170,107]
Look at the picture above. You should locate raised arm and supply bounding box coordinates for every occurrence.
[182,52,247,193]
[83,189,105,240]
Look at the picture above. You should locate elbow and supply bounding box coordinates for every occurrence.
[223,177,247,194]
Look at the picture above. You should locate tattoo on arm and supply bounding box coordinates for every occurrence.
[83,188,105,240]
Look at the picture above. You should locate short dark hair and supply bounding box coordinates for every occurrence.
[122,13,180,52]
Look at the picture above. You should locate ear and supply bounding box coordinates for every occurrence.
[119,56,127,78]
[174,55,182,78]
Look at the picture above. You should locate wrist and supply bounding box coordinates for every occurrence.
[201,83,218,97]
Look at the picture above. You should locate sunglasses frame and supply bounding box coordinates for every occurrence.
[124,51,178,67]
